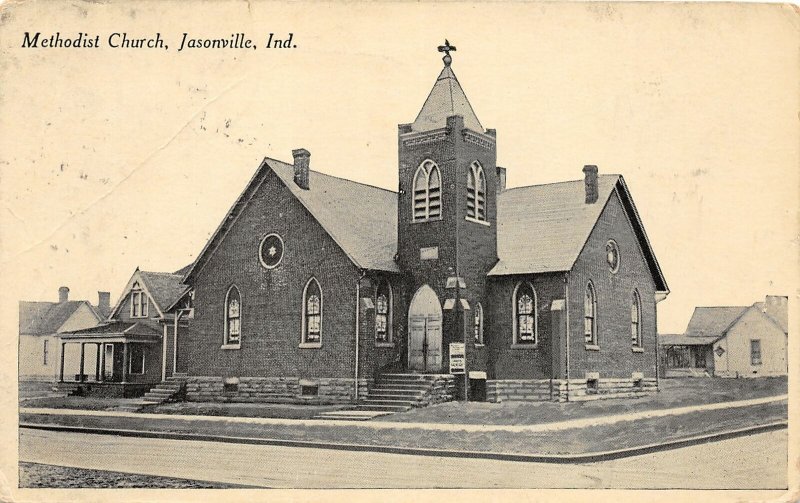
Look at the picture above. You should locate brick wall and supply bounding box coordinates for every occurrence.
[486,273,565,379]
[568,189,658,379]
[184,168,362,380]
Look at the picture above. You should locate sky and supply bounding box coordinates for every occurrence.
[1,1,798,334]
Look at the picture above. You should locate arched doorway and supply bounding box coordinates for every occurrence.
[408,285,443,372]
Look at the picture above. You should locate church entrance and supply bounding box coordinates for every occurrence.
[408,285,443,372]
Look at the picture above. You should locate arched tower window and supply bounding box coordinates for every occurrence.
[302,278,322,344]
[474,302,484,345]
[467,161,487,221]
[412,159,442,221]
[631,290,642,348]
[375,279,393,343]
[584,282,597,345]
[513,282,537,344]
[224,285,241,346]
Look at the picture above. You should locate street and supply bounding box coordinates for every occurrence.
[19,427,787,489]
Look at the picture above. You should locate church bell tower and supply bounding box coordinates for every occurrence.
[397,42,500,373]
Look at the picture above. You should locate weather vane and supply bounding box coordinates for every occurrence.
[437,39,456,66]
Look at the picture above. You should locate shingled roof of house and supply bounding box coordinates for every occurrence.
[137,271,190,313]
[684,306,749,338]
[184,157,667,292]
[19,300,88,335]
[755,296,788,334]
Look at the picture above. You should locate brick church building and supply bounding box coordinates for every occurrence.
[177,45,669,404]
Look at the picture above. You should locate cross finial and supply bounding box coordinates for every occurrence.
[437,39,456,66]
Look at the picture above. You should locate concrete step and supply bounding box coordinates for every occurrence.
[360,398,417,407]
[366,393,424,401]
[373,381,433,389]
[379,374,439,381]
[356,404,412,412]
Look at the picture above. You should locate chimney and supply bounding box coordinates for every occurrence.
[496,166,507,192]
[58,286,69,303]
[583,165,599,204]
[292,148,310,190]
[98,291,111,315]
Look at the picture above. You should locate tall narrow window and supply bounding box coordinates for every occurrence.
[129,344,145,374]
[303,278,322,344]
[130,282,148,318]
[375,279,392,343]
[631,290,642,347]
[467,162,487,221]
[412,159,442,222]
[750,339,762,365]
[474,302,484,344]
[584,283,597,345]
[43,339,49,366]
[514,282,537,344]
[224,285,241,346]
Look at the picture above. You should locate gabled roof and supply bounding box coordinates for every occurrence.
[19,300,91,335]
[184,158,400,281]
[488,176,669,292]
[109,268,190,319]
[684,306,749,338]
[411,65,483,133]
[173,263,193,276]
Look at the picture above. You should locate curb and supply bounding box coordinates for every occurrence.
[19,420,787,464]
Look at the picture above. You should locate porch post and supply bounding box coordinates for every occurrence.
[95,343,101,382]
[59,342,66,382]
[79,342,86,382]
[161,323,168,381]
[100,343,106,382]
[122,342,129,383]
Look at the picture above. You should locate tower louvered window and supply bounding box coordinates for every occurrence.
[412,159,442,222]
[467,162,486,221]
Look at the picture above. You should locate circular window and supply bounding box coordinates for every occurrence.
[606,240,620,273]
[259,233,285,269]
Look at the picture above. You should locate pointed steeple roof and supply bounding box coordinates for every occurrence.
[411,58,483,133]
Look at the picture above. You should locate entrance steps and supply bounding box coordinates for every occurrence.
[356,373,455,413]
[140,375,188,405]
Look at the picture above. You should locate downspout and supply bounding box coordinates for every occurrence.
[354,269,366,401]
[564,272,570,402]
[654,292,668,388]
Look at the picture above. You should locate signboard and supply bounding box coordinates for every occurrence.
[449,342,465,374]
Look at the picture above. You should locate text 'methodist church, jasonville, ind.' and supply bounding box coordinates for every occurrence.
[73,45,670,405]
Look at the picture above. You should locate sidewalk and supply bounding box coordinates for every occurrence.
[19,393,788,433]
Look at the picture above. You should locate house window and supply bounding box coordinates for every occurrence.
[513,282,537,344]
[224,285,241,346]
[412,159,442,222]
[631,290,642,347]
[302,278,322,344]
[750,339,762,365]
[375,279,392,343]
[474,302,484,344]
[467,161,487,221]
[129,344,145,374]
[584,282,597,345]
[130,283,149,318]
[43,339,49,366]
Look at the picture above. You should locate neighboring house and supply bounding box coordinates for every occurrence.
[659,295,788,378]
[58,267,192,397]
[175,47,669,404]
[19,287,108,382]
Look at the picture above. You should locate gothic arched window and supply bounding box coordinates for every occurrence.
[584,282,597,345]
[467,162,487,221]
[474,302,484,345]
[375,279,392,343]
[631,290,642,348]
[302,278,322,344]
[513,282,537,344]
[224,285,241,346]
[412,159,442,221]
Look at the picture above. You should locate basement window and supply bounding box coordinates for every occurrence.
[633,378,643,389]
[586,378,599,394]
[301,384,319,397]
[223,377,239,393]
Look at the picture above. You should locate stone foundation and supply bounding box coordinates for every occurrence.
[422,374,458,405]
[488,377,658,402]
[185,376,370,404]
